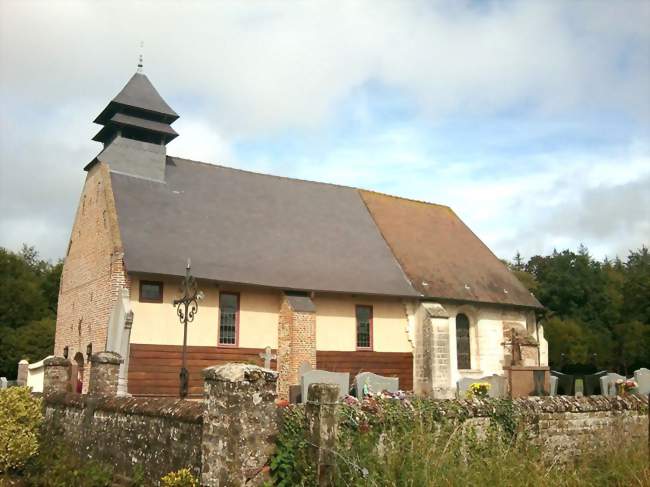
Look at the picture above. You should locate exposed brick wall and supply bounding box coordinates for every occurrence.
[277,295,316,399]
[54,163,128,392]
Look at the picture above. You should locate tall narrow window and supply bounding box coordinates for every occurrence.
[456,313,471,369]
[356,305,373,350]
[219,293,239,346]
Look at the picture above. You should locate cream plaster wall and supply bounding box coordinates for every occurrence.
[315,294,412,352]
[129,278,280,348]
[129,277,419,355]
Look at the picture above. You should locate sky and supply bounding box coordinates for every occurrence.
[0,0,648,263]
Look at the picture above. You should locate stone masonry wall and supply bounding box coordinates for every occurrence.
[40,383,647,485]
[42,393,203,481]
[55,162,129,391]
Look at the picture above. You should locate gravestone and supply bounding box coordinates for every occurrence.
[258,346,276,370]
[551,370,574,395]
[550,376,558,396]
[574,378,584,397]
[600,373,625,397]
[456,378,476,397]
[583,370,606,396]
[457,375,507,398]
[634,368,650,395]
[298,362,313,377]
[484,374,507,398]
[355,372,399,398]
[301,370,349,403]
[0,377,7,389]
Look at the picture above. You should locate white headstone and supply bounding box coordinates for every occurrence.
[550,376,558,396]
[301,369,349,403]
[634,368,650,395]
[600,373,625,397]
[0,377,7,389]
[355,372,399,398]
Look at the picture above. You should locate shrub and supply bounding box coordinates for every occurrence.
[160,468,199,487]
[23,440,112,487]
[0,386,43,473]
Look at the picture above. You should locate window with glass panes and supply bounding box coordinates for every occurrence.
[456,313,471,369]
[356,305,373,349]
[219,293,239,346]
[139,281,163,303]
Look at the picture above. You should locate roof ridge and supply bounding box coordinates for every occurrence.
[167,155,451,210]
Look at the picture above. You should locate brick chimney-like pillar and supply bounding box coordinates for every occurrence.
[277,294,317,400]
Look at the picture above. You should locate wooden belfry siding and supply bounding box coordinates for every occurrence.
[128,344,276,397]
[316,351,413,392]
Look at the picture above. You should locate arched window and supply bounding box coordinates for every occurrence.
[456,314,471,370]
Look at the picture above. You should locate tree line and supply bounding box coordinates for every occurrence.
[0,246,61,379]
[0,244,648,379]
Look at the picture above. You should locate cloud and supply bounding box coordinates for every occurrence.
[0,0,648,261]
[1,1,648,134]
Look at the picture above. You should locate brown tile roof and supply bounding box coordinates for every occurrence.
[359,190,542,308]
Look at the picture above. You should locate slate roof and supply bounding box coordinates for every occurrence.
[109,157,542,308]
[111,158,417,297]
[94,73,179,124]
[92,113,178,143]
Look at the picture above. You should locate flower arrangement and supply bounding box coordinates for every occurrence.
[615,378,637,395]
[466,382,491,399]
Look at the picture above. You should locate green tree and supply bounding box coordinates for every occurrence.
[0,245,60,378]
[612,321,650,375]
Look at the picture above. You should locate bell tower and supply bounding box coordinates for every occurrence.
[85,65,179,182]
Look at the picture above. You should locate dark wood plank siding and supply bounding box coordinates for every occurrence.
[316,350,413,391]
[128,343,275,397]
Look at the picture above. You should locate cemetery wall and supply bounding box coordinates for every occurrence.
[38,386,647,485]
[41,392,204,481]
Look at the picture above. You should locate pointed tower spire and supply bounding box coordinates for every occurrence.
[86,66,179,180]
[91,69,179,147]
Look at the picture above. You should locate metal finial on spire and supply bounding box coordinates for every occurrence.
[137,41,144,73]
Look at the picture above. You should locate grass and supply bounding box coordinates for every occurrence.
[332,416,649,487]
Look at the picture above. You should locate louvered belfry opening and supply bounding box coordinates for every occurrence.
[456,313,471,369]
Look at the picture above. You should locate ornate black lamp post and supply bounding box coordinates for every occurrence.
[173,259,204,399]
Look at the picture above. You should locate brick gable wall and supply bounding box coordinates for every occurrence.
[54,163,128,389]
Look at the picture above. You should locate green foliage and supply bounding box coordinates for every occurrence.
[160,468,199,487]
[268,406,315,486]
[23,441,112,487]
[272,399,648,486]
[0,387,43,473]
[0,245,62,378]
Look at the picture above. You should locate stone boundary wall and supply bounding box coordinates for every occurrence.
[37,355,648,486]
[42,393,203,482]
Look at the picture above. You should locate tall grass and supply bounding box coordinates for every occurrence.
[332,411,649,487]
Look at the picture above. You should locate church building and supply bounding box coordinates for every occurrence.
[54,69,547,399]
